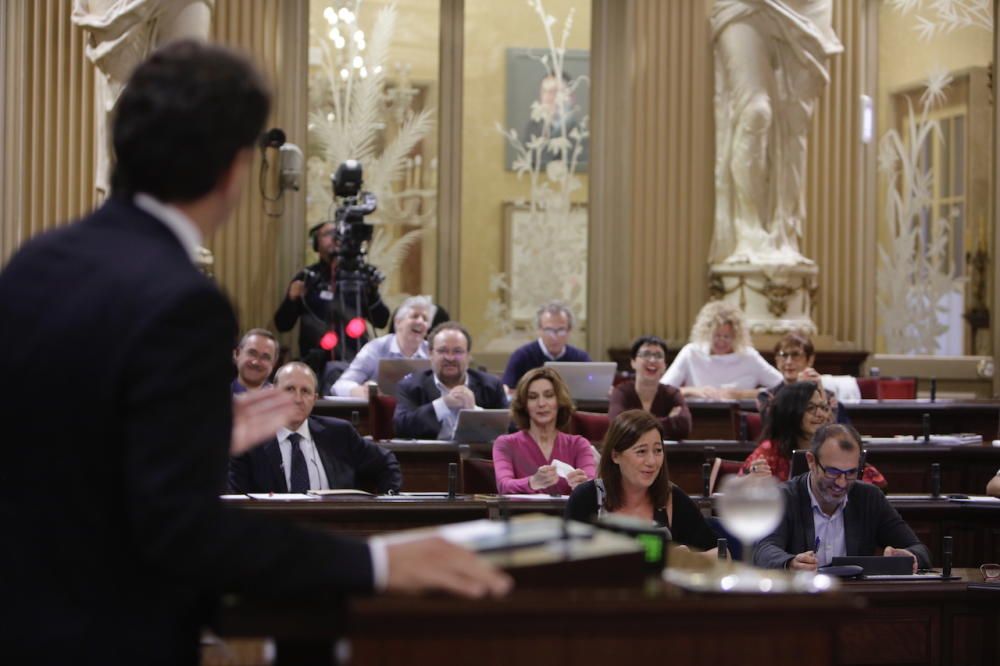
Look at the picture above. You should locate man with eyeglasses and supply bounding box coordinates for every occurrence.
[394,322,508,440]
[502,301,591,394]
[232,328,279,393]
[230,362,401,494]
[754,423,930,572]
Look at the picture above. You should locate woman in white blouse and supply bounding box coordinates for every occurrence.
[661,301,781,399]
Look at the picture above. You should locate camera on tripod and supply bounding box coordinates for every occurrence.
[331,160,380,280]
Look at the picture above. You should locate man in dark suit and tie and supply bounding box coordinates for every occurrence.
[754,423,931,572]
[230,362,402,494]
[394,321,508,439]
[0,40,508,666]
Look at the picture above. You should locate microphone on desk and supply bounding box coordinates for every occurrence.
[923,413,931,444]
[351,410,360,428]
[930,462,941,499]
[739,415,749,445]
[717,538,728,561]
[942,535,952,578]
[447,462,457,499]
[929,378,937,403]
[702,462,712,498]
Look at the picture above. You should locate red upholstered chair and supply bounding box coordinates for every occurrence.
[709,458,745,495]
[857,377,880,399]
[570,411,611,445]
[739,411,763,442]
[878,378,917,399]
[461,457,497,494]
[367,390,397,441]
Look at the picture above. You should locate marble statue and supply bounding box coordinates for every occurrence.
[710,0,842,265]
[72,0,214,198]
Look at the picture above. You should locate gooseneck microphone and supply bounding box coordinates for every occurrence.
[930,462,941,499]
[942,535,952,578]
[447,462,457,499]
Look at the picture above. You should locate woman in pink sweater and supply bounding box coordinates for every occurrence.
[493,367,596,494]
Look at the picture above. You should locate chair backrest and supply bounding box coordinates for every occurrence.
[878,378,917,400]
[739,411,763,442]
[856,377,880,399]
[709,457,744,496]
[368,392,397,441]
[570,411,611,445]
[461,457,497,494]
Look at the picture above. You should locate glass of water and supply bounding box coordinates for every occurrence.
[715,474,784,565]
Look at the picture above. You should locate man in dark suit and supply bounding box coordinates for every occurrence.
[394,321,508,439]
[230,362,402,493]
[0,40,508,666]
[754,423,930,571]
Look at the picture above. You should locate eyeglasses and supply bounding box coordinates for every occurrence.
[814,459,859,481]
[541,327,569,336]
[982,563,1000,582]
[636,351,665,361]
[776,350,805,361]
[805,401,831,415]
[433,347,467,358]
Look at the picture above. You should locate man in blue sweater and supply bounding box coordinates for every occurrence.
[502,300,591,393]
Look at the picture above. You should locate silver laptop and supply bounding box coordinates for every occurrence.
[376,358,431,396]
[453,409,511,443]
[543,361,617,401]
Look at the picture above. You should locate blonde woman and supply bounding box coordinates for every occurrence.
[661,301,781,399]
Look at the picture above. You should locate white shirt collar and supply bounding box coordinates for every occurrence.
[133,193,203,264]
[277,420,312,443]
[433,372,469,393]
[537,338,566,361]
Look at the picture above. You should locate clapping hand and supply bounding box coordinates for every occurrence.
[529,465,559,490]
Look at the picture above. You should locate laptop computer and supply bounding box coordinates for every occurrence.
[452,409,511,443]
[543,361,618,401]
[376,358,431,396]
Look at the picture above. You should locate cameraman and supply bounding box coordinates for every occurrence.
[273,220,389,375]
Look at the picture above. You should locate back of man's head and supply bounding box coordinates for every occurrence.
[111,39,271,202]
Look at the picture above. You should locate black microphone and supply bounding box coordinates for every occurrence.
[930,377,937,403]
[717,538,728,561]
[942,535,952,578]
[739,414,749,444]
[447,462,457,499]
[930,462,941,499]
[351,410,360,428]
[923,413,931,444]
[702,462,712,497]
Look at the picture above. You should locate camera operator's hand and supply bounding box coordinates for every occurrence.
[287,279,306,302]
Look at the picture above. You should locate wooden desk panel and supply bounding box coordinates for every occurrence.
[312,398,370,435]
[842,400,1000,442]
[216,571,998,666]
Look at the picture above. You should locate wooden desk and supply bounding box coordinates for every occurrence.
[661,440,1000,496]
[226,495,999,567]
[215,570,999,666]
[843,399,1000,442]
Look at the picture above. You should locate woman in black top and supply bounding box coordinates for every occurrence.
[565,410,718,554]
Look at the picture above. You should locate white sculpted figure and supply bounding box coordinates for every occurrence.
[711,0,842,265]
[72,0,214,197]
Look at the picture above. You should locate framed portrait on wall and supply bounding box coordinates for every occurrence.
[503,202,588,327]
[504,48,590,172]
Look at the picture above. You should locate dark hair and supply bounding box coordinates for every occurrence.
[774,332,815,359]
[629,335,669,359]
[599,410,670,512]
[237,328,279,356]
[810,423,862,458]
[759,381,821,459]
[111,40,271,202]
[509,367,575,431]
[428,321,472,352]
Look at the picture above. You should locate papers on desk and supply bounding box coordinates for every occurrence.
[220,494,248,500]
[246,493,318,501]
[308,489,374,496]
[946,494,1000,503]
[862,434,982,446]
[500,493,568,500]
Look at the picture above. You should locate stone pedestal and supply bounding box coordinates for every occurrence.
[708,262,818,335]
